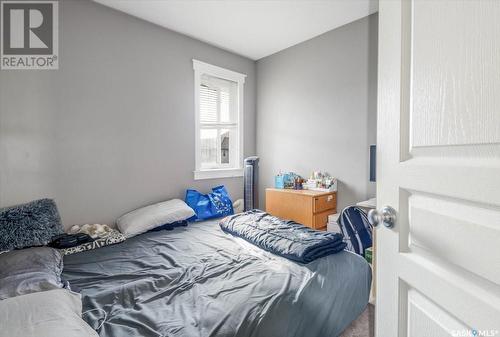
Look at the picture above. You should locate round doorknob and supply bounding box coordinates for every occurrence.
[368,206,396,228]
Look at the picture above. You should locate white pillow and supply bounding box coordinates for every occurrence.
[0,289,99,337]
[116,199,195,237]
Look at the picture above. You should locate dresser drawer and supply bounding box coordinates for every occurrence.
[313,210,335,230]
[313,193,336,213]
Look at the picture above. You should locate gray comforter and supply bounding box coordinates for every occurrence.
[63,219,371,337]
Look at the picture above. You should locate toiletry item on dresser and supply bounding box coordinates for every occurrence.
[293,177,304,190]
[274,172,302,189]
[304,172,337,192]
[275,172,285,189]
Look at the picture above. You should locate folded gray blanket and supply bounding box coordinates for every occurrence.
[219,210,346,263]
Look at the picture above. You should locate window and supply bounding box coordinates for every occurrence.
[193,60,246,180]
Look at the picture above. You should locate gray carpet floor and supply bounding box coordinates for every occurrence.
[340,304,375,337]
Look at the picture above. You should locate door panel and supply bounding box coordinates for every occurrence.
[377,1,500,336]
[410,1,500,148]
[407,192,500,285]
[407,288,468,337]
[398,253,499,334]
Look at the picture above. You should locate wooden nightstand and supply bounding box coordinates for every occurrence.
[265,188,337,231]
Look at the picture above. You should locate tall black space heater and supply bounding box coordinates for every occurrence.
[244,156,259,211]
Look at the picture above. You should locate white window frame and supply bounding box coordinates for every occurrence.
[193,59,246,180]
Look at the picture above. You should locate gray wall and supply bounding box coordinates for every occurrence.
[256,14,378,211]
[0,0,256,228]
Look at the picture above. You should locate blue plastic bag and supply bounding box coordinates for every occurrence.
[185,185,234,221]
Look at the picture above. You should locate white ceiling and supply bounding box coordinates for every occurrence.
[93,0,378,60]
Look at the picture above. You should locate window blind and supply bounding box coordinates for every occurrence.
[199,75,235,124]
[200,84,218,123]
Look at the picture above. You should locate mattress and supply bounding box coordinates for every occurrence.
[62,219,371,337]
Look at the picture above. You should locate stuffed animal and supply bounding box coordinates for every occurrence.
[68,224,112,239]
[233,199,244,214]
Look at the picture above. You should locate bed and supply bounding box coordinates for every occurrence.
[62,218,371,337]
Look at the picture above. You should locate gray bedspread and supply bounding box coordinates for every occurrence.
[62,219,371,337]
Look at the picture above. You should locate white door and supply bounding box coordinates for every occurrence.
[375,0,500,336]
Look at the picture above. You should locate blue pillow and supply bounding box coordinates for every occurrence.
[0,199,64,252]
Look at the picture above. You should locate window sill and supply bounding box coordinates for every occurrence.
[194,168,244,180]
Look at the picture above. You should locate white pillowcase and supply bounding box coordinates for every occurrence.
[116,199,195,238]
[0,289,99,337]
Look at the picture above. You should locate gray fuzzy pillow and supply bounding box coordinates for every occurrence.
[0,199,64,252]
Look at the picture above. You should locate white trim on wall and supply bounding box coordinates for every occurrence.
[194,168,243,180]
[193,59,246,180]
[193,60,247,83]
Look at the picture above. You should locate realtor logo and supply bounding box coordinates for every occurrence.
[1,0,58,69]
